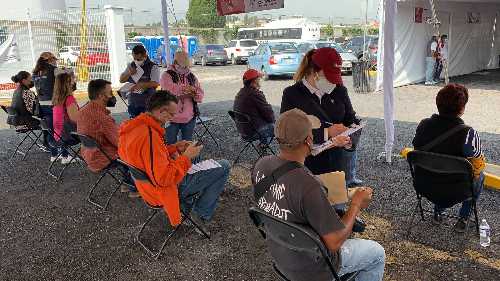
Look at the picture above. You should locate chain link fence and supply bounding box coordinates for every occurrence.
[0,9,110,97]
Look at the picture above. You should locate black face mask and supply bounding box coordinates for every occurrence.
[26,82,34,89]
[72,82,77,92]
[106,96,117,107]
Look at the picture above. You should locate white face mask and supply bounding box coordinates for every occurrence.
[134,59,145,67]
[316,76,336,94]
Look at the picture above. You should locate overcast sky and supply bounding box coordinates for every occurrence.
[66,0,378,25]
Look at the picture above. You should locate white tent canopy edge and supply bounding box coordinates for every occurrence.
[377,0,500,162]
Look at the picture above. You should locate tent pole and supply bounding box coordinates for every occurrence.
[382,0,396,163]
[161,0,171,66]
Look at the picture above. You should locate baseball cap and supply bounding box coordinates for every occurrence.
[275,109,321,147]
[312,47,343,85]
[243,69,262,81]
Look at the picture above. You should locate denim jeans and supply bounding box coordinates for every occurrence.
[254,123,275,145]
[128,104,146,119]
[178,159,230,221]
[434,59,443,81]
[434,172,485,218]
[343,149,359,186]
[425,57,436,83]
[165,117,196,144]
[39,105,58,156]
[109,160,137,192]
[337,238,385,281]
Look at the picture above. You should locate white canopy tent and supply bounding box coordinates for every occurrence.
[378,0,500,161]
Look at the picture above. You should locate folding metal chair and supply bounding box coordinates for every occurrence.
[71,132,130,210]
[194,115,220,149]
[228,110,275,166]
[406,150,480,235]
[115,158,210,260]
[2,105,44,161]
[38,119,83,182]
[249,207,359,281]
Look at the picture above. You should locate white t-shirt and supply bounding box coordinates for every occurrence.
[441,43,448,60]
[430,42,438,52]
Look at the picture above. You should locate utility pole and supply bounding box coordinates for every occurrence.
[161,0,171,66]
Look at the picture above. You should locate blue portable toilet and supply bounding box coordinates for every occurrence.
[186,36,198,58]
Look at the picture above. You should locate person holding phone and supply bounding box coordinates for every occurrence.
[119,45,160,118]
[160,51,204,144]
[118,90,230,235]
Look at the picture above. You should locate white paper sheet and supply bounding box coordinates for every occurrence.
[312,122,367,156]
[119,82,134,93]
[340,122,366,137]
[187,159,221,175]
[131,65,144,83]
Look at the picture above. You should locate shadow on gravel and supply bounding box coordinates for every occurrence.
[0,101,499,281]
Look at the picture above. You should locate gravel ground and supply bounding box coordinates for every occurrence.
[0,65,499,280]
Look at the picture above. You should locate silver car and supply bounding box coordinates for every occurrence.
[295,41,358,73]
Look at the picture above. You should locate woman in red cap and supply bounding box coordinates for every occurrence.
[233,68,275,148]
[281,48,359,179]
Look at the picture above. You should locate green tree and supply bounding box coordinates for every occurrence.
[321,24,334,39]
[187,0,226,28]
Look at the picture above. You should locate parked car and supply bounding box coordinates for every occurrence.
[295,41,358,73]
[248,42,301,80]
[342,36,378,60]
[126,41,145,62]
[192,44,229,66]
[224,39,259,64]
[80,47,109,67]
[59,46,80,65]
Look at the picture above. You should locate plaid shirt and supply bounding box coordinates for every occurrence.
[76,101,119,172]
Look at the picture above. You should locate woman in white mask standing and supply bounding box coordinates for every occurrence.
[280,48,358,178]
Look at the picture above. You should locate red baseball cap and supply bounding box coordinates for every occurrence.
[312,47,343,85]
[243,69,262,81]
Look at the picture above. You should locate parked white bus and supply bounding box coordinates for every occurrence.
[237,18,321,43]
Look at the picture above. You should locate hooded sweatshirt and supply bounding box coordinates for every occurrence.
[118,113,192,226]
[160,64,204,124]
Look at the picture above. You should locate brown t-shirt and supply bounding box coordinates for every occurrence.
[252,155,345,281]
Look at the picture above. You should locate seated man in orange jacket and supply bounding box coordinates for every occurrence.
[118,90,230,234]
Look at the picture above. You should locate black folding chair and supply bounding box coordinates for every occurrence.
[116,158,210,260]
[228,110,275,166]
[2,105,44,161]
[71,132,130,210]
[194,116,220,149]
[248,207,359,281]
[407,150,480,235]
[38,119,83,182]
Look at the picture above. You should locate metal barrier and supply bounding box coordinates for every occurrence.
[352,60,377,93]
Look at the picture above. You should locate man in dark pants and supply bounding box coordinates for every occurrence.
[119,45,160,118]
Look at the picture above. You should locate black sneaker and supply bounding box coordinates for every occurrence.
[454,218,467,233]
[189,212,211,237]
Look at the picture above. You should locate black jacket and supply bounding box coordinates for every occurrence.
[233,86,275,138]
[281,81,358,174]
[7,85,40,128]
[33,64,56,102]
[412,114,470,157]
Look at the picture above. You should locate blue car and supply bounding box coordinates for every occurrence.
[248,42,301,80]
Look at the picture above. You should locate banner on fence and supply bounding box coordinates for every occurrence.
[216,0,284,16]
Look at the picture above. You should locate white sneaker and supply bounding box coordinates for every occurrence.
[60,156,73,165]
[50,156,58,163]
[424,81,433,85]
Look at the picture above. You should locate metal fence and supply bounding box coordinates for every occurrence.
[0,9,110,96]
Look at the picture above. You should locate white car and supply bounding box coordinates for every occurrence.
[225,39,258,65]
[58,46,80,65]
[295,41,359,73]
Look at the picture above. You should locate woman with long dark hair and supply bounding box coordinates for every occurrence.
[7,71,40,129]
[51,70,80,164]
[32,52,58,154]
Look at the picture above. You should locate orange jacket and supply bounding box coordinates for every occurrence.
[118,113,191,226]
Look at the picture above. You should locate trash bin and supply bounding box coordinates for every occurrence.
[352,60,376,93]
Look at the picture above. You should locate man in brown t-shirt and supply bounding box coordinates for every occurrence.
[252,109,385,281]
